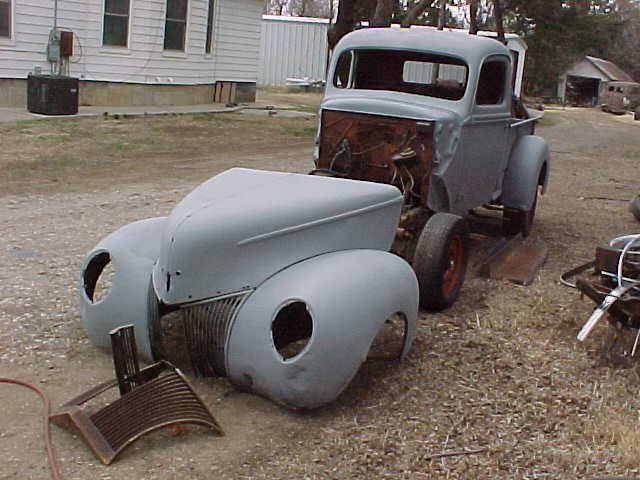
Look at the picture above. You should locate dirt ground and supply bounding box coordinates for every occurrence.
[1,98,640,479]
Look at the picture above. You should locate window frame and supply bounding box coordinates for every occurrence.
[332,48,468,102]
[164,0,189,51]
[0,0,13,41]
[475,55,510,108]
[205,0,215,54]
[102,0,131,48]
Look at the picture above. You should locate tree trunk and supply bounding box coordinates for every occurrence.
[401,0,434,27]
[328,0,356,50]
[469,0,478,34]
[493,0,506,44]
[437,0,447,30]
[371,0,395,26]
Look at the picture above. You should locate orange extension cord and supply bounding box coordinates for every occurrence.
[0,378,61,480]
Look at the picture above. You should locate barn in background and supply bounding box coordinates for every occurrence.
[0,0,263,107]
[558,56,637,107]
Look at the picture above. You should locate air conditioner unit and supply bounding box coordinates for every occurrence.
[27,74,79,115]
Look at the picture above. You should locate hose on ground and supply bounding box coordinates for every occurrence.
[0,378,61,480]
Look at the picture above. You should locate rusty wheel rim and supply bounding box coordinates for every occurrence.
[442,235,463,297]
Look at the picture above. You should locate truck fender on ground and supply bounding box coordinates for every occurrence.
[500,135,550,211]
[226,249,419,410]
[79,217,166,361]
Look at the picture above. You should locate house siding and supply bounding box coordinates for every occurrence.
[0,0,262,85]
[212,0,262,82]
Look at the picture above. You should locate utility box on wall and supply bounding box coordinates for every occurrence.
[27,74,79,115]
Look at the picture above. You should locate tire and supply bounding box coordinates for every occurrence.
[503,191,537,238]
[413,213,469,311]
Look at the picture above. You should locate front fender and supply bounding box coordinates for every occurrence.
[501,135,550,211]
[226,250,419,410]
[79,217,166,361]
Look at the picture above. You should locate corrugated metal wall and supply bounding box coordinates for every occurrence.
[259,15,329,87]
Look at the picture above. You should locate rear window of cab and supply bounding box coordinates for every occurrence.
[333,49,468,101]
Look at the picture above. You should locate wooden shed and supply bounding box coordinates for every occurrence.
[558,56,636,106]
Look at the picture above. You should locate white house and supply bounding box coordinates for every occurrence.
[0,0,263,107]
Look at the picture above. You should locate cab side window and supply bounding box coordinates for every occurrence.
[476,59,507,105]
[334,51,353,89]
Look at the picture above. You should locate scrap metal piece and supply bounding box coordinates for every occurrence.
[563,234,640,348]
[577,284,635,341]
[110,324,142,395]
[51,325,223,465]
[477,239,548,286]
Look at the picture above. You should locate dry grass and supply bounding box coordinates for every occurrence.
[2,104,640,479]
[0,112,317,195]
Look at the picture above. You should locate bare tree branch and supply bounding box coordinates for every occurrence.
[469,0,478,34]
[328,0,355,50]
[493,0,506,43]
[437,0,446,29]
[371,0,395,26]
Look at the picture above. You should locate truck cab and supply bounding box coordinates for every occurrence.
[314,28,550,310]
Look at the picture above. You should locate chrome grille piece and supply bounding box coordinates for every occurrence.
[182,293,249,377]
[149,287,251,377]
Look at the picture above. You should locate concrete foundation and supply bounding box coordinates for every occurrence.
[0,79,257,107]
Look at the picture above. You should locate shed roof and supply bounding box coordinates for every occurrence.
[586,56,634,82]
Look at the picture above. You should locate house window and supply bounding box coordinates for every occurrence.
[0,0,11,38]
[164,0,188,51]
[205,0,214,54]
[103,0,130,47]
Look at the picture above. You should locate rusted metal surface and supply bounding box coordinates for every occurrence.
[601,81,640,114]
[110,324,142,395]
[563,235,640,346]
[316,110,434,207]
[51,325,223,465]
[477,241,548,286]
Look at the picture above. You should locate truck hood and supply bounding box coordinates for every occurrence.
[152,168,403,305]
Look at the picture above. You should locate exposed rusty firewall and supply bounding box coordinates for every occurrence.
[316,110,434,207]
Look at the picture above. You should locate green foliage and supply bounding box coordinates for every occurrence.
[330,0,638,92]
[505,1,629,95]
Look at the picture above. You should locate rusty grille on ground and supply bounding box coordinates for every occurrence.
[51,325,223,465]
[149,285,251,377]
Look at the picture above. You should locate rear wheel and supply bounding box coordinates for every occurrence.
[413,213,469,311]
[503,191,537,238]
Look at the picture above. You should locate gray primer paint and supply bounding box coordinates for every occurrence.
[319,27,549,216]
[79,169,419,409]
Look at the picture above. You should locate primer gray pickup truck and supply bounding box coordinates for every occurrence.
[313,27,550,310]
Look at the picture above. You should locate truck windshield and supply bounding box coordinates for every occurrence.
[334,49,468,101]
